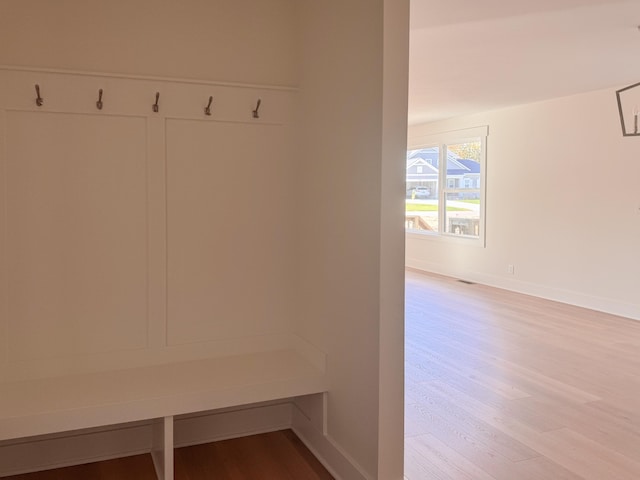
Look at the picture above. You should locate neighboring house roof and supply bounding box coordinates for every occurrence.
[406,159,438,176]
[457,159,481,174]
[408,147,458,167]
[407,148,480,177]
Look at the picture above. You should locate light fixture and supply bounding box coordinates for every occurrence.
[615,81,640,137]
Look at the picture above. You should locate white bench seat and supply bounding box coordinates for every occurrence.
[0,349,327,479]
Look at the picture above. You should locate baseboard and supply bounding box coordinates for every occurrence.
[406,257,640,322]
[0,402,293,478]
[174,402,293,448]
[291,405,372,480]
[0,422,152,478]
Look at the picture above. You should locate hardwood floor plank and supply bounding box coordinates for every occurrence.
[534,428,640,480]
[6,455,156,480]
[405,402,544,480]
[514,456,585,480]
[514,396,640,463]
[405,434,498,480]
[279,430,335,480]
[174,431,333,480]
[406,386,539,461]
[405,270,640,480]
[406,344,531,400]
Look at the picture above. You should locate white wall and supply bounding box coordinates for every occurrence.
[294,1,407,478]
[379,1,410,478]
[0,0,297,87]
[407,87,640,320]
[294,1,383,476]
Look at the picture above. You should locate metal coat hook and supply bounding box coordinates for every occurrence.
[35,84,43,107]
[205,96,213,116]
[252,98,262,119]
[153,92,160,113]
[96,89,104,110]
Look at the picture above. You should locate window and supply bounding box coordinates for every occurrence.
[406,126,487,242]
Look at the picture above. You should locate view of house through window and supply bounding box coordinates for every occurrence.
[406,135,484,238]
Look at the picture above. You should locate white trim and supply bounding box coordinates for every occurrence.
[406,229,486,247]
[0,422,152,478]
[409,125,488,147]
[173,402,293,448]
[4,332,298,382]
[407,126,487,247]
[291,406,372,480]
[0,65,298,93]
[405,259,640,322]
[0,107,7,383]
[151,416,173,480]
[292,334,327,373]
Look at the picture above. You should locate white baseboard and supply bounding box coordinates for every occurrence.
[406,257,640,322]
[291,405,372,480]
[0,422,152,478]
[174,402,293,448]
[0,401,292,478]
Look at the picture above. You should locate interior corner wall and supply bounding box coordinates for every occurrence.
[0,0,297,87]
[378,1,409,478]
[293,1,385,478]
[406,88,640,320]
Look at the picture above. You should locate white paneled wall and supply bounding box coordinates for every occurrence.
[165,120,294,346]
[5,112,148,361]
[0,67,298,382]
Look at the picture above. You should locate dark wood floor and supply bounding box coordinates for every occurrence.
[7,430,333,480]
[5,455,157,480]
[405,270,640,480]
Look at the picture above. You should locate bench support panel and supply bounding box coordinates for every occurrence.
[152,416,174,480]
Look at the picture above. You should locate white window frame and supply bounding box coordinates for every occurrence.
[407,126,488,247]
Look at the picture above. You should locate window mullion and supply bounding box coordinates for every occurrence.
[406,129,486,243]
[439,143,446,233]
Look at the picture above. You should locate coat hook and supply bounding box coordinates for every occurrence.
[205,96,213,116]
[96,89,104,110]
[153,92,160,113]
[252,98,262,119]
[35,84,43,107]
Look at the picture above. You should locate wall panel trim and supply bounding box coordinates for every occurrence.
[0,65,299,93]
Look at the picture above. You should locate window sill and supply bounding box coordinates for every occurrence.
[405,229,486,248]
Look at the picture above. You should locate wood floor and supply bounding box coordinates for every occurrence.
[6,430,333,480]
[405,270,640,480]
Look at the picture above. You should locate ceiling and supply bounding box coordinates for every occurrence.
[408,0,640,124]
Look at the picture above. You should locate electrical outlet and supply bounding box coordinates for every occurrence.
[507,264,515,275]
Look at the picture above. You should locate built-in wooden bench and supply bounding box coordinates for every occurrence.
[0,349,327,480]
